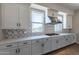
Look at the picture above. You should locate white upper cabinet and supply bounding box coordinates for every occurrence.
[19,4,31,29]
[63,14,72,29]
[66,15,72,29]
[1,4,19,29]
[0,3,30,29]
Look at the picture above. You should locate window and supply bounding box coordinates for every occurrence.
[54,15,63,32]
[31,9,45,33]
[54,11,66,32]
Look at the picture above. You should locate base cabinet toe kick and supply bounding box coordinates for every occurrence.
[0,34,76,55]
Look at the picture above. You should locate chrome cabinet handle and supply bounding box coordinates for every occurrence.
[18,48,20,53]
[16,48,20,54]
[73,36,75,39]
[36,40,39,43]
[17,23,21,27]
[16,49,18,53]
[6,45,13,47]
[66,38,68,41]
[17,23,19,27]
[23,42,28,44]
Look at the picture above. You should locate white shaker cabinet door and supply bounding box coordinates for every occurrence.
[31,39,43,55]
[18,40,31,55]
[19,4,31,29]
[51,36,65,50]
[66,15,72,29]
[57,36,66,48]
[43,38,52,54]
[51,37,58,51]
[18,45,31,55]
[1,4,19,29]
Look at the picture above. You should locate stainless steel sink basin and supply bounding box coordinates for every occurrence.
[45,33,59,36]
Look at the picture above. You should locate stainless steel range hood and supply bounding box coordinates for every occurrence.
[47,9,62,24]
[48,16,62,24]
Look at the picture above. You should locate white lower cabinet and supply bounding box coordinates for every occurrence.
[0,47,17,55]
[51,37,59,50]
[31,39,43,55]
[64,35,76,46]
[43,38,52,54]
[50,34,76,52]
[57,36,66,48]
[18,40,31,55]
[0,34,76,55]
[51,36,64,50]
[18,45,31,55]
[51,37,64,50]
[0,40,32,55]
[51,38,57,51]
[0,42,18,55]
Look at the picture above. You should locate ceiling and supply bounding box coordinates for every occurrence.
[57,3,79,10]
[38,3,79,11]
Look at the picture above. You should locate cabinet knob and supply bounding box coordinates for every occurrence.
[56,40,59,43]
[46,39,48,40]
[42,44,44,47]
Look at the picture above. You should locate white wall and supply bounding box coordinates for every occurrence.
[72,10,79,43]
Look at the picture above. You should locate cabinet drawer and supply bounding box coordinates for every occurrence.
[31,39,43,44]
[0,42,18,50]
[18,40,31,46]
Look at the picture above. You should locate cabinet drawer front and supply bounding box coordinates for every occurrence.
[31,39,43,44]
[0,42,17,50]
[18,40,31,46]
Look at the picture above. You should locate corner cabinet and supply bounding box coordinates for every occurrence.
[0,3,31,29]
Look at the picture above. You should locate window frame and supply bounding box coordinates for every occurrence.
[31,8,45,33]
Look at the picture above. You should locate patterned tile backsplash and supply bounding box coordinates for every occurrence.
[2,29,71,39]
[2,29,27,39]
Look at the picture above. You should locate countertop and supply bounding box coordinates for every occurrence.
[0,33,75,45]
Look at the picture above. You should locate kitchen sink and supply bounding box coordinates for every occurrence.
[45,33,59,36]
